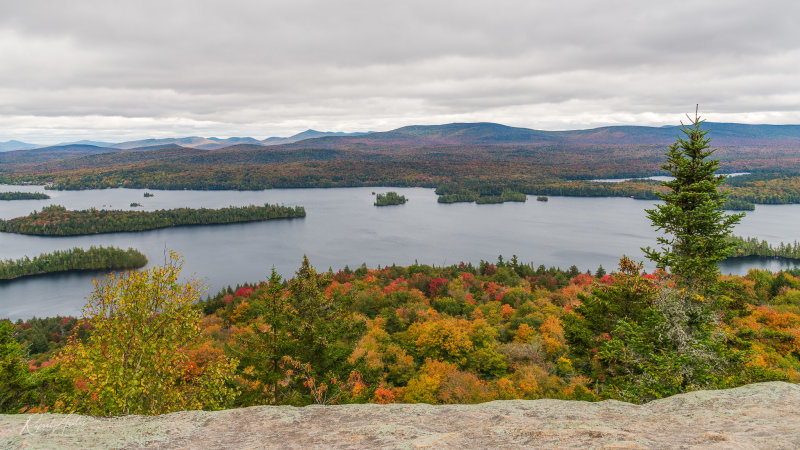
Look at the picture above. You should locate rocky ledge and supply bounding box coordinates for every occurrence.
[2,382,799,449]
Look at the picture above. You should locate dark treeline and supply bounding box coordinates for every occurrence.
[0,246,147,280]
[721,172,800,205]
[722,196,756,211]
[438,189,527,204]
[729,236,800,261]
[0,191,50,200]
[375,191,407,206]
[0,203,306,236]
[3,159,800,205]
[436,178,660,203]
[476,190,527,204]
[724,171,800,186]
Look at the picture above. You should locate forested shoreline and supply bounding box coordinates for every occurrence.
[0,246,147,280]
[729,236,800,261]
[0,203,305,236]
[4,162,800,206]
[0,191,50,200]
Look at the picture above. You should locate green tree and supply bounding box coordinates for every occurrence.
[563,258,738,402]
[56,253,238,415]
[643,109,743,293]
[564,111,772,402]
[232,257,366,405]
[287,257,365,388]
[232,268,296,405]
[0,320,34,413]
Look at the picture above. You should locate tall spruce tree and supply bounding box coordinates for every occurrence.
[232,257,365,406]
[643,108,743,293]
[0,320,34,413]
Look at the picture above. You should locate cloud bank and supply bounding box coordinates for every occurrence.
[1,0,798,143]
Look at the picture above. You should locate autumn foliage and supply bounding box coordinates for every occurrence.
[54,253,238,415]
[6,256,800,412]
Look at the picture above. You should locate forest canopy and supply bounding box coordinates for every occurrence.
[5,255,799,413]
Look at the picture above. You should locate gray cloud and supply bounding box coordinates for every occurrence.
[0,0,798,143]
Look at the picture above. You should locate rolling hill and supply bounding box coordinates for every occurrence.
[2,122,799,195]
[279,122,800,150]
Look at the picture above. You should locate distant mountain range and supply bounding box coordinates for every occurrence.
[0,140,40,152]
[4,121,800,191]
[276,122,800,149]
[0,130,371,153]
[2,123,799,167]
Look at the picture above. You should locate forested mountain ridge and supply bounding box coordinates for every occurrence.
[2,122,799,206]
[277,121,800,149]
[556,123,800,146]
[5,122,800,173]
[0,144,123,165]
[4,121,800,163]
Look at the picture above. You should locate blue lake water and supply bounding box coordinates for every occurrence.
[1,185,798,320]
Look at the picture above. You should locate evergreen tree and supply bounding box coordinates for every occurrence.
[643,108,743,293]
[233,268,296,405]
[288,256,364,387]
[232,257,365,405]
[0,320,33,413]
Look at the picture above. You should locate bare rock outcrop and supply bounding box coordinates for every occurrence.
[2,381,799,449]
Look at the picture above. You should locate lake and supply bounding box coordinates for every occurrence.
[1,185,798,320]
[590,173,750,183]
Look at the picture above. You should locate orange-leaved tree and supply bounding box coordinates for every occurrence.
[56,252,238,415]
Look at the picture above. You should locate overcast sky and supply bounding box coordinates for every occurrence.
[1,0,799,144]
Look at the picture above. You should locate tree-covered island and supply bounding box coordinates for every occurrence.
[0,246,147,281]
[0,191,50,200]
[374,191,407,206]
[0,203,305,236]
[437,186,527,204]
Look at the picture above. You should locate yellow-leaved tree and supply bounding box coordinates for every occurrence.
[56,252,238,415]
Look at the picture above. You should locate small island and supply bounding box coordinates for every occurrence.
[728,236,800,261]
[130,202,143,207]
[0,246,147,281]
[438,189,526,204]
[536,196,549,202]
[0,203,306,236]
[0,191,50,200]
[722,196,755,211]
[143,192,154,197]
[375,191,407,206]
[475,190,526,204]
